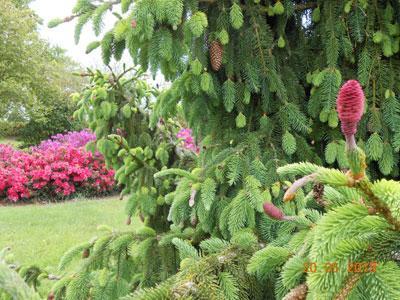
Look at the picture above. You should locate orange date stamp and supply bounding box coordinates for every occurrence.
[304,261,378,273]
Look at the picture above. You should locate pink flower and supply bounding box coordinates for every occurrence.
[176,128,200,154]
[0,134,115,202]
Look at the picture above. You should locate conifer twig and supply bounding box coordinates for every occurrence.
[335,273,361,300]
[57,0,121,24]
[283,173,316,202]
[357,179,400,232]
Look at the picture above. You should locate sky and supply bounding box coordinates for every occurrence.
[30,0,119,68]
[30,0,166,86]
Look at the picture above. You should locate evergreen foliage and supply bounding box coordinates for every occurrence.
[0,248,41,300]
[41,0,400,299]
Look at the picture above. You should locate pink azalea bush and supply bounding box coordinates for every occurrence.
[0,131,114,202]
[176,128,200,154]
[34,129,96,151]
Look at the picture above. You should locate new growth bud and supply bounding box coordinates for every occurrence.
[263,202,284,220]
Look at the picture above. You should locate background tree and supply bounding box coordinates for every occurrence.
[0,0,84,143]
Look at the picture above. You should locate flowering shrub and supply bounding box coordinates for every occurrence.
[176,128,199,154]
[0,131,114,202]
[34,129,96,151]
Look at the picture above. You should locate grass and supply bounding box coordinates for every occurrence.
[0,196,137,271]
[0,137,22,148]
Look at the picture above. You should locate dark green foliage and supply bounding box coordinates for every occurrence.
[0,121,24,138]
[18,100,82,146]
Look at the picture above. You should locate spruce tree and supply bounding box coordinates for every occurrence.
[51,0,400,176]
[43,1,400,299]
[45,68,200,299]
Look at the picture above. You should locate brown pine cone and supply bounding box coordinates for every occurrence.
[313,183,326,206]
[210,41,223,71]
[283,283,308,300]
[335,274,361,300]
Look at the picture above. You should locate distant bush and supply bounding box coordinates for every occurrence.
[0,131,114,202]
[18,102,83,146]
[0,121,24,138]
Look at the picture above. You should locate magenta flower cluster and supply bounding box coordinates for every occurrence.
[34,129,96,151]
[176,128,199,154]
[0,131,114,202]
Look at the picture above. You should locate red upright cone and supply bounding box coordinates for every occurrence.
[336,80,365,137]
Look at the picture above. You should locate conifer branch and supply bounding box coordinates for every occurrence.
[284,173,316,202]
[294,2,318,11]
[283,283,308,300]
[356,179,400,232]
[56,0,318,26]
[199,0,317,12]
[54,0,121,25]
[251,16,269,76]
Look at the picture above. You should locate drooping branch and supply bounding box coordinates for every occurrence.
[55,0,122,25]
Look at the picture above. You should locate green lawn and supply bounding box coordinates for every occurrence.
[0,137,22,147]
[0,196,137,272]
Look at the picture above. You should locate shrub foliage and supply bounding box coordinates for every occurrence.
[0,131,114,202]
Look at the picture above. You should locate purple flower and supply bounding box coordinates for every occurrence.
[33,129,96,151]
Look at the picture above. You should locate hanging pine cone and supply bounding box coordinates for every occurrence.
[283,283,308,300]
[209,41,223,71]
[313,183,326,206]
